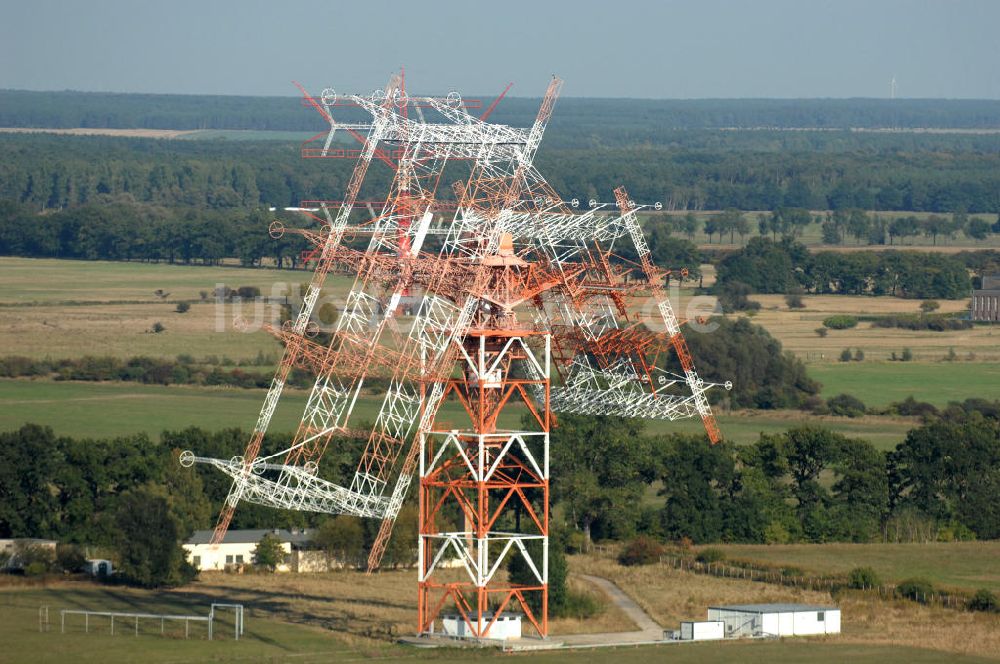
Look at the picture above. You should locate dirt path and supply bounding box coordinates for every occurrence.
[559,574,664,646]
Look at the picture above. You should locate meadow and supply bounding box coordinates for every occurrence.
[0,379,916,448]
[1,559,996,663]
[0,257,354,362]
[702,542,1000,593]
[572,555,1000,661]
[0,256,994,450]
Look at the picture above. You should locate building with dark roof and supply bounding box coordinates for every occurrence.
[183,528,315,572]
[972,275,1000,321]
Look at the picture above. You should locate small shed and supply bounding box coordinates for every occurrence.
[82,559,113,577]
[707,603,840,638]
[439,612,521,640]
[678,620,725,641]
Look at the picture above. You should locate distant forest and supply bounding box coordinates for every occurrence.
[4,89,1000,134]
[2,132,1000,213]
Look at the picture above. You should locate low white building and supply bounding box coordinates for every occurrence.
[439,612,521,640]
[184,528,314,572]
[707,603,840,638]
[678,620,725,641]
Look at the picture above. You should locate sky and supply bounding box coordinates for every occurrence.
[2,0,999,99]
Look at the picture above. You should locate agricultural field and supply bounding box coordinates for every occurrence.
[0,256,992,450]
[703,542,1000,594]
[0,257,352,362]
[1,566,995,664]
[744,293,996,363]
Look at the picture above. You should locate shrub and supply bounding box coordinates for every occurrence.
[561,588,605,619]
[717,281,761,313]
[901,347,914,361]
[56,544,87,573]
[785,289,805,309]
[24,561,49,577]
[896,578,935,603]
[781,566,804,578]
[889,396,938,419]
[317,302,338,326]
[823,315,858,330]
[252,533,286,572]
[839,348,853,362]
[564,530,587,555]
[800,395,826,413]
[175,302,191,313]
[695,547,726,564]
[853,348,865,362]
[848,566,881,589]
[920,300,940,313]
[618,536,664,566]
[151,322,165,334]
[827,393,867,418]
[872,314,972,331]
[815,327,828,338]
[968,589,998,612]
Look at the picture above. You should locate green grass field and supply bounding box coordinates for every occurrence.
[0,583,992,664]
[707,542,1000,593]
[0,379,915,448]
[809,362,1000,407]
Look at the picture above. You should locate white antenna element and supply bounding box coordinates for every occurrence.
[890,75,897,100]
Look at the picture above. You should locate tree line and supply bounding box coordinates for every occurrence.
[5,397,994,572]
[0,198,309,267]
[5,89,1000,135]
[4,130,1000,212]
[552,400,1000,548]
[714,237,975,299]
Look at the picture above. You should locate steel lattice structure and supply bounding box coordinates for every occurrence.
[182,72,729,640]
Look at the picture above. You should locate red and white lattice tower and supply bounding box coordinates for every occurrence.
[181,72,729,639]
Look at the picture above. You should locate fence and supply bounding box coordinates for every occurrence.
[46,603,244,640]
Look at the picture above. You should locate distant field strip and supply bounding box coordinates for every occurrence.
[709,542,1000,593]
[809,362,1000,407]
[0,380,915,448]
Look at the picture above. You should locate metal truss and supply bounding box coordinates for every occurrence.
[184,71,729,639]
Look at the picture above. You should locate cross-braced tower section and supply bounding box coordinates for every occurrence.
[419,233,555,637]
[182,71,730,642]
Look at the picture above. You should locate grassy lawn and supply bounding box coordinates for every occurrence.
[705,542,1000,593]
[0,379,916,448]
[809,362,1000,407]
[1,575,994,663]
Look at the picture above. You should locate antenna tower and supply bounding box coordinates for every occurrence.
[182,71,729,639]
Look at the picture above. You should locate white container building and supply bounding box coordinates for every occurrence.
[707,603,840,638]
[439,612,521,640]
[679,620,725,641]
